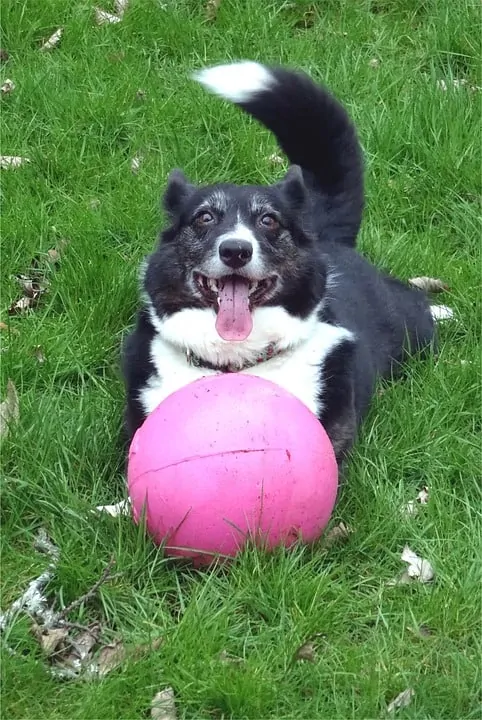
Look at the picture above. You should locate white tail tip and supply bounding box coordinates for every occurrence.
[193,61,273,103]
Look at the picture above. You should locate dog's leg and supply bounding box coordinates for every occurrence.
[318,339,358,467]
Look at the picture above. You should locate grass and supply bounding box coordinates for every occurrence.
[1,0,481,717]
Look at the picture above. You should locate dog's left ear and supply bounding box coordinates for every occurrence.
[277,165,307,210]
[163,169,196,220]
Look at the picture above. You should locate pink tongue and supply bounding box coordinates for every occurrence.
[215,276,253,341]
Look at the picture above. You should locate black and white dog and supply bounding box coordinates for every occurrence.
[122,62,436,465]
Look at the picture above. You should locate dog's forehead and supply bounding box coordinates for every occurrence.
[192,184,276,215]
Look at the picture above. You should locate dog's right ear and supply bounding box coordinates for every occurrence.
[163,169,195,220]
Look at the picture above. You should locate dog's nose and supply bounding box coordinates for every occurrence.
[218,239,253,269]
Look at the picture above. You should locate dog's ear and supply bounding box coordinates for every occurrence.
[163,169,195,220]
[277,164,307,210]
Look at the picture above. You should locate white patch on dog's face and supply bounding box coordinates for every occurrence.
[200,220,266,279]
[193,61,275,104]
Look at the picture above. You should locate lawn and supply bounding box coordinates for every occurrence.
[1,0,481,718]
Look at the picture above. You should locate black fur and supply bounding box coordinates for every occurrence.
[122,63,435,465]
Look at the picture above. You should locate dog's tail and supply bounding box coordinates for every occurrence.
[193,61,364,246]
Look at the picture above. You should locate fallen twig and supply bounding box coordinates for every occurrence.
[55,556,117,621]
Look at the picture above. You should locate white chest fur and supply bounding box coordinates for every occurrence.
[139,304,353,419]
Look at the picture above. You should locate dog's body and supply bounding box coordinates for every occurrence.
[122,62,435,464]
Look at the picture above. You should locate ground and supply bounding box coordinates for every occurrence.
[1,1,480,718]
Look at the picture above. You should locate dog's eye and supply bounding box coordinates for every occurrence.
[259,214,279,231]
[194,210,215,225]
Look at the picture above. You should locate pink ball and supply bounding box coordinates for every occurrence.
[128,374,338,566]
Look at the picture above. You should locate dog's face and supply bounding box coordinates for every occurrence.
[145,166,326,341]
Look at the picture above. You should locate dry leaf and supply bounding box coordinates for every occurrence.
[407,624,432,638]
[0,322,20,335]
[369,58,380,69]
[95,498,131,517]
[267,152,285,165]
[437,78,481,93]
[114,0,129,16]
[91,636,162,678]
[33,346,46,363]
[294,640,316,663]
[8,296,37,315]
[403,486,429,517]
[71,624,101,661]
[151,687,177,720]
[0,379,19,439]
[205,0,222,21]
[95,8,122,24]
[33,625,69,656]
[430,304,454,322]
[417,487,429,505]
[135,89,146,101]
[1,156,30,169]
[219,649,244,665]
[387,687,415,713]
[130,155,142,174]
[293,5,316,29]
[320,521,352,549]
[1,78,15,95]
[15,273,48,298]
[95,639,126,676]
[408,276,449,293]
[401,545,434,583]
[40,28,63,51]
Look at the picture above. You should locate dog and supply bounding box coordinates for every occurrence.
[121,61,436,466]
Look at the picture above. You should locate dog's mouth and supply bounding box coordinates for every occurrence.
[193,272,277,341]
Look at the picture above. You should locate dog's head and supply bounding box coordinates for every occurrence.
[144,166,326,341]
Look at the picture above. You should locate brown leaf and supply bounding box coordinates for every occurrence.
[114,0,129,16]
[408,276,449,293]
[267,153,285,166]
[33,346,46,363]
[293,5,316,29]
[401,545,435,583]
[320,521,352,549]
[40,28,63,51]
[218,649,244,665]
[408,624,432,638]
[8,296,37,315]
[46,238,69,266]
[1,79,15,95]
[95,8,122,25]
[71,624,101,661]
[15,273,48,298]
[387,688,415,713]
[151,687,176,720]
[402,485,429,517]
[0,379,19,439]
[130,155,142,174]
[430,304,454,322]
[93,639,126,676]
[94,636,162,677]
[294,640,316,663]
[1,156,30,169]
[205,0,222,21]
[33,625,69,656]
[0,322,20,335]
